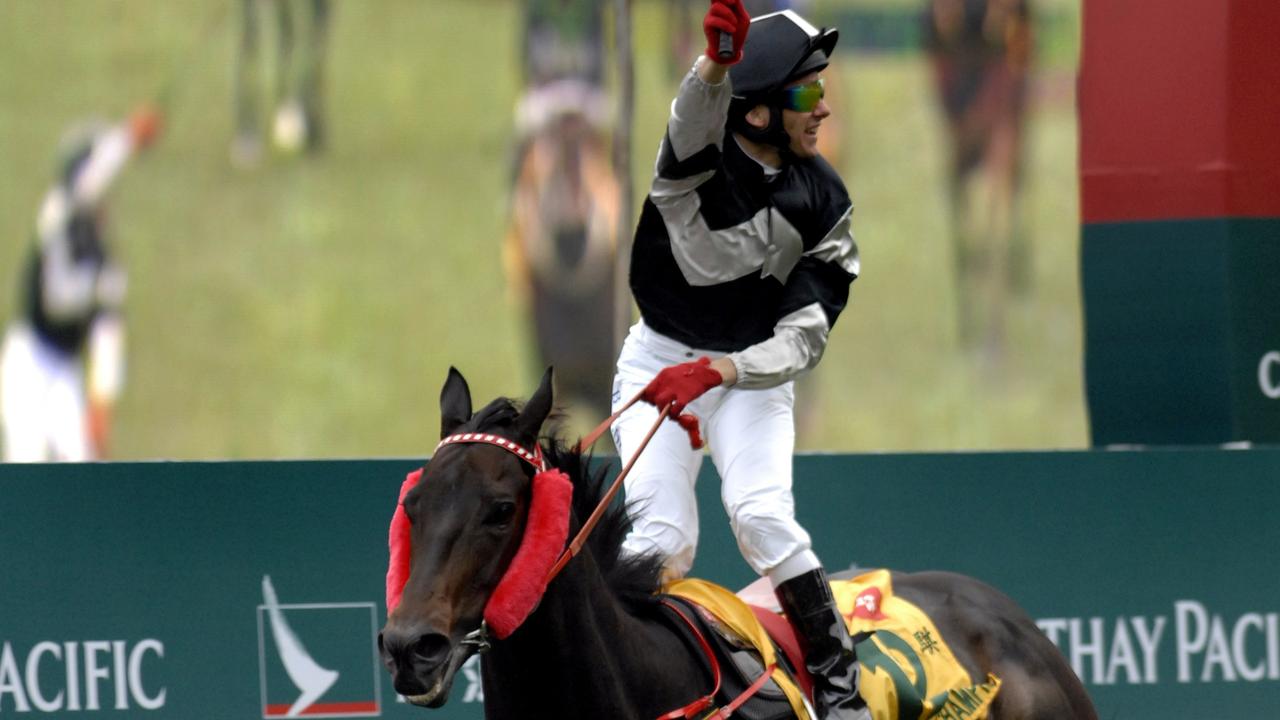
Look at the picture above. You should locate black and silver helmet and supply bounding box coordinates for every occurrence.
[728,9,839,149]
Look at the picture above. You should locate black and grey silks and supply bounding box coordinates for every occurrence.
[629,68,858,390]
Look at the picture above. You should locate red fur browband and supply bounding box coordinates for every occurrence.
[385,466,574,640]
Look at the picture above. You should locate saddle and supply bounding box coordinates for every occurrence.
[659,591,808,720]
[664,570,1003,720]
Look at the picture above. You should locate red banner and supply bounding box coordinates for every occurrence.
[1080,0,1280,222]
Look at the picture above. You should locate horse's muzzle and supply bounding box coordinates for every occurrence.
[378,625,456,706]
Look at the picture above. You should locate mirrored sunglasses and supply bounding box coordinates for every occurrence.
[778,78,825,112]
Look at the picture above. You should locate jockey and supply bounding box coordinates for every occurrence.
[0,106,161,461]
[610,3,867,719]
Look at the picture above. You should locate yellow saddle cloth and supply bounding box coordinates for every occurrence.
[667,569,1001,720]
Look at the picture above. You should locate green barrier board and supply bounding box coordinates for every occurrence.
[2,449,1278,717]
[1082,218,1280,446]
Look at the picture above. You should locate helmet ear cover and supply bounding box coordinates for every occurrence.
[727,96,791,150]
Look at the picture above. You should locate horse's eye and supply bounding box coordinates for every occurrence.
[484,501,516,527]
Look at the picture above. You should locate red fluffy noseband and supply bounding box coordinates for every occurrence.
[385,461,573,640]
[385,468,422,615]
[482,468,573,637]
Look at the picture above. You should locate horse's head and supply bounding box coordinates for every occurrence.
[378,367,557,706]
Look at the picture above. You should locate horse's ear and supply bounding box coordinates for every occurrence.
[515,366,554,445]
[440,366,473,438]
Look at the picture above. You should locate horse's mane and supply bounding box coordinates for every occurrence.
[464,397,667,608]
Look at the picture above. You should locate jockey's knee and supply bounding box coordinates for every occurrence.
[622,520,696,579]
[730,510,811,577]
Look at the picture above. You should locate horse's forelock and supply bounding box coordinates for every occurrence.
[463,398,522,433]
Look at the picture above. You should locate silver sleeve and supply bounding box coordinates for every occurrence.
[663,60,732,163]
[727,303,831,389]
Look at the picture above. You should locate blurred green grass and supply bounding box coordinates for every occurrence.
[0,0,1085,459]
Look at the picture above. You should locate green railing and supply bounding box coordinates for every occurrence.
[2,447,1276,717]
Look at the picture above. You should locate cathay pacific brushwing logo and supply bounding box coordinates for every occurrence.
[256,575,381,718]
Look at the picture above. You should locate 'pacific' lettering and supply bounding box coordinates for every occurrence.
[0,639,166,712]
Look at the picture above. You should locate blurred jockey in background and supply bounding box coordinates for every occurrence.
[516,0,608,129]
[1,106,162,462]
[231,0,332,167]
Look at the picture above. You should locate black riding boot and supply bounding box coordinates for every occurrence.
[775,568,871,720]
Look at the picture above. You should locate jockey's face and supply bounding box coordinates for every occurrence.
[781,71,831,159]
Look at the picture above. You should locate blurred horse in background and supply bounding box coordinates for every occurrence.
[505,87,620,420]
[922,0,1033,356]
[505,1,621,420]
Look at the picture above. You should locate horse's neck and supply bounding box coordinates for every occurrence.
[481,550,705,720]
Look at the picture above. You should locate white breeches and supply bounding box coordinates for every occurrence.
[611,320,818,581]
[1,324,89,462]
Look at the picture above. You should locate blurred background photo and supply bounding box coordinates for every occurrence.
[0,0,1083,460]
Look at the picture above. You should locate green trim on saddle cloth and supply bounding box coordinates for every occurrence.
[833,569,1002,720]
[665,578,813,720]
[668,571,1002,720]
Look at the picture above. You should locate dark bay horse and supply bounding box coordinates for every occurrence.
[379,368,1096,719]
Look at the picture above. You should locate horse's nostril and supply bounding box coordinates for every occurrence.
[379,629,413,661]
[377,630,402,671]
[413,633,451,666]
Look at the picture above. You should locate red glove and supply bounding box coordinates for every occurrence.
[674,412,705,450]
[87,400,112,460]
[128,104,163,149]
[641,357,723,417]
[703,0,750,65]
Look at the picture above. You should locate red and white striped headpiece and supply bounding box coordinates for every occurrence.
[434,432,547,471]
